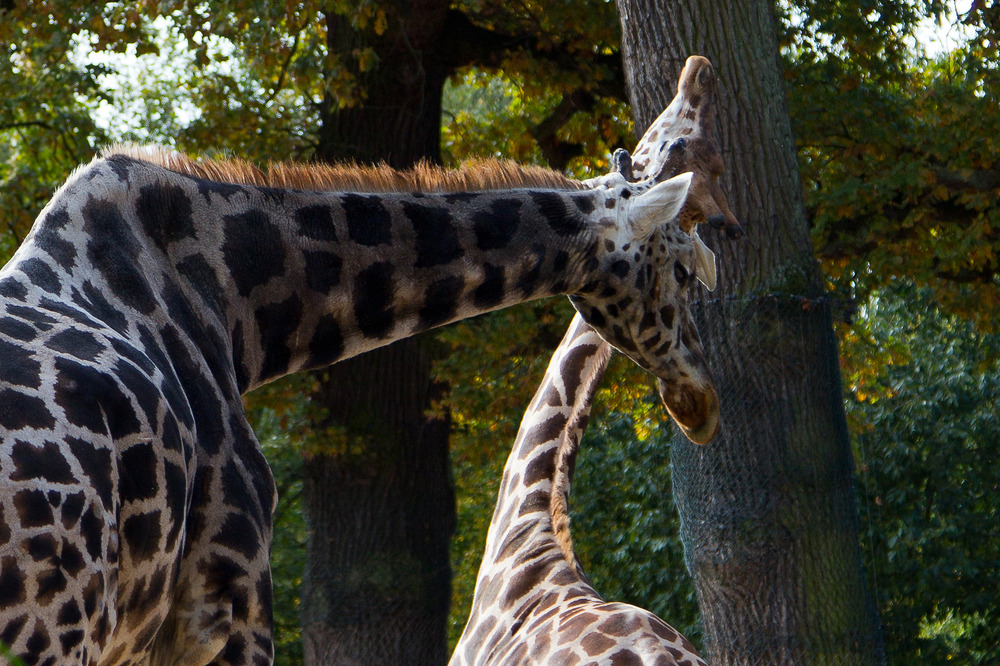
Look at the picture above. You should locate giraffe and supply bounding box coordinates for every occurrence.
[450,313,707,666]
[0,144,717,665]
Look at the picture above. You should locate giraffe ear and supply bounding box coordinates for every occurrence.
[629,171,692,238]
[692,230,717,291]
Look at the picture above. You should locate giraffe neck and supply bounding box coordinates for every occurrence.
[22,154,612,394]
[478,313,611,584]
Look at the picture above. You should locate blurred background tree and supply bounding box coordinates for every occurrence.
[1,0,997,664]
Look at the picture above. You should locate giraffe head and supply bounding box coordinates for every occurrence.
[570,170,720,444]
[569,56,748,444]
[572,55,747,443]
[631,55,743,239]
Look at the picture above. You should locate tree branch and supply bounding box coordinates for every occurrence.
[532,90,595,170]
[934,265,998,283]
[0,120,54,132]
[264,26,302,106]
[439,9,626,102]
[935,168,1000,192]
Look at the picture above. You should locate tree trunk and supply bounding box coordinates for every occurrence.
[316,4,450,167]
[614,0,885,663]
[301,338,454,665]
[300,5,454,664]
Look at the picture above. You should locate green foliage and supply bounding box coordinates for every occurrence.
[442,70,549,165]
[572,405,703,643]
[442,69,633,175]
[783,2,1000,324]
[845,282,1000,664]
[0,3,113,260]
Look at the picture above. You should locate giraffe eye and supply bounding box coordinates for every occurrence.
[674,261,689,283]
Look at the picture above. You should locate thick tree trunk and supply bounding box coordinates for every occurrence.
[300,5,455,664]
[317,4,449,167]
[614,0,885,663]
[301,338,454,665]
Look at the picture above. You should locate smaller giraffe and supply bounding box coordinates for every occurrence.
[450,313,706,666]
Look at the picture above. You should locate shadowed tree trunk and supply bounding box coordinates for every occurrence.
[613,0,885,663]
[302,339,454,665]
[300,5,455,665]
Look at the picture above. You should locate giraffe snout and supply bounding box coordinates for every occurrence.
[657,377,720,445]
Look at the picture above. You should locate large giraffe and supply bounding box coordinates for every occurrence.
[0,142,716,664]
[450,314,707,666]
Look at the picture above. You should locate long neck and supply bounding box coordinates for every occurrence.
[231,186,603,392]
[52,155,606,393]
[478,313,611,584]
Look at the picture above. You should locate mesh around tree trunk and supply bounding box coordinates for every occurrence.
[670,294,884,664]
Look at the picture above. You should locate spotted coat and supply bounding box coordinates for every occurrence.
[450,314,707,666]
[0,146,717,665]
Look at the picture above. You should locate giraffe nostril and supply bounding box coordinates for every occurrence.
[707,213,726,229]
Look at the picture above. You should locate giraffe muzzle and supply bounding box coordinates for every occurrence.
[657,378,720,445]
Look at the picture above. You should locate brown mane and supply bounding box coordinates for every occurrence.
[101,144,583,193]
[548,335,613,567]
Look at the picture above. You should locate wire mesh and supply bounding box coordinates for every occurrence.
[667,293,884,665]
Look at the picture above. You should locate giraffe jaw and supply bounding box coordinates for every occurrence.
[658,378,720,445]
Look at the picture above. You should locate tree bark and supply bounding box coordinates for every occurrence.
[301,338,454,666]
[300,5,455,664]
[614,0,885,663]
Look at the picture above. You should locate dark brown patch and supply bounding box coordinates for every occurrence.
[523,449,557,487]
[610,649,646,665]
[651,618,680,643]
[518,413,567,459]
[581,631,617,656]
[501,557,560,612]
[557,611,599,644]
[598,614,643,637]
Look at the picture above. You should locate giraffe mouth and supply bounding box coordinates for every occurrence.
[657,378,720,444]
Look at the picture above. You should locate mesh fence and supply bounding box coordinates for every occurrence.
[667,293,885,665]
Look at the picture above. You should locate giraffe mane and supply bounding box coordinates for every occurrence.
[101,144,584,193]
[549,339,614,567]
[550,430,579,565]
